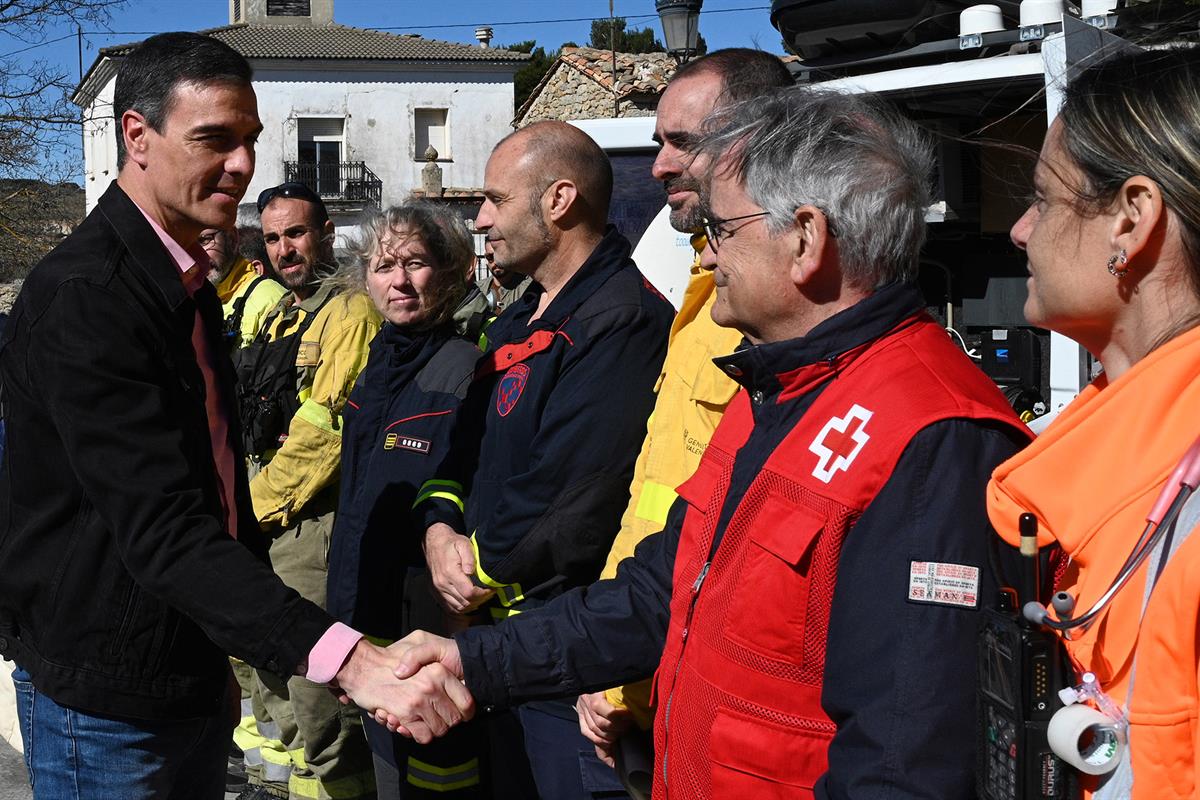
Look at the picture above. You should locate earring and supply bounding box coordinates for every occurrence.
[1107,249,1129,278]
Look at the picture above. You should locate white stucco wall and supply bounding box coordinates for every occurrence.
[79,59,517,213]
[249,61,514,209]
[81,72,119,211]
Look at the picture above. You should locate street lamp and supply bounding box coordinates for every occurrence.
[655,0,702,63]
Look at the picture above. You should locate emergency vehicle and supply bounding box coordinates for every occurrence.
[575,0,1195,428]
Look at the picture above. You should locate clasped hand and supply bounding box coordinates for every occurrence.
[423,522,495,614]
[331,632,471,743]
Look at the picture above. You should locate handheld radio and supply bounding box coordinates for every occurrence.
[977,513,1078,800]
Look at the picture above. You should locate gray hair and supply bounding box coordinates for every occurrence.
[696,85,933,289]
[340,201,473,328]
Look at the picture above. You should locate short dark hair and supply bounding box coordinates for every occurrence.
[257,182,330,229]
[672,48,794,104]
[114,32,253,169]
[238,225,269,267]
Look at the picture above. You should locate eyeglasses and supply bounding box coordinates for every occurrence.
[701,211,771,252]
[256,182,324,213]
[197,231,224,247]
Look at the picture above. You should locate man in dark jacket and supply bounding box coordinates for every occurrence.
[382,87,1032,799]
[413,120,674,797]
[0,32,467,799]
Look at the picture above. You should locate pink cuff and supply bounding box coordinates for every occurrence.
[304,622,363,685]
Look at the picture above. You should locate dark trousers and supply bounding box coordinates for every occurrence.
[517,705,629,800]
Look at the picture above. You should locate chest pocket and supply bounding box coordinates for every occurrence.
[723,485,828,679]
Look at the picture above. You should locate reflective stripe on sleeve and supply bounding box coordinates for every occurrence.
[413,479,465,512]
[469,532,524,607]
[634,480,678,526]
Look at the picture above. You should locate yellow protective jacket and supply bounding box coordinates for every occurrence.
[600,259,741,724]
[249,281,380,527]
[989,324,1200,799]
[215,257,287,348]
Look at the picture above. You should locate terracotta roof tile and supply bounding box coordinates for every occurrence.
[558,46,678,97]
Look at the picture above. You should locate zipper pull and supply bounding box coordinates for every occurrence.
[692,561,711,594]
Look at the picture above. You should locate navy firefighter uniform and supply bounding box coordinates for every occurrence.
[326,321,482,797]
[415,225,674,796]
[449,282,1032,799]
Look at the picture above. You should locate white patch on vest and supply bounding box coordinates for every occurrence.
[907,561,980,608]
[808,404,873,483]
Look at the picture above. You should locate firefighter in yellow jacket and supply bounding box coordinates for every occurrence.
[236,182,380,800]
[201,223,287,351]
[575,49,794,762]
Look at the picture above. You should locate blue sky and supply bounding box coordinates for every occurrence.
[4,1,782,180]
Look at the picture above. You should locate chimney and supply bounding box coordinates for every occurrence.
[474,25,494,47]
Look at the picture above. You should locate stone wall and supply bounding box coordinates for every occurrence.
[520,66,657,126]
[0,281,21,315]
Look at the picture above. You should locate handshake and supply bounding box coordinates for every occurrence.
[330,631,473,744]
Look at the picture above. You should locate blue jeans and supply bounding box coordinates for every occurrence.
[12,665,229,799]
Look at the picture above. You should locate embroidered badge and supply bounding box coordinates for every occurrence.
[383,433,430,454]
[808,404,873,483]
[907,561,980,608]
[496,363,531,417]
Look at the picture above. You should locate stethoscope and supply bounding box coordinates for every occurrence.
[1022,433,1200,633]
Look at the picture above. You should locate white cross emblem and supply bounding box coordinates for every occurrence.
[808,404,873,484]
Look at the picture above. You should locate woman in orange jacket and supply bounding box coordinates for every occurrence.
[988,47,1200,799]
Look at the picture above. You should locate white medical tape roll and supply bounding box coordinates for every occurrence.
[1047,703,1126,775]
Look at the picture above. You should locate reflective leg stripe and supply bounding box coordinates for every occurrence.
[235,698,270,754]
[406,757,481,792]
[634,480,678,526]
[469,532,523,606]
[260,744,295,784]
[244,745,265,768]
[259,720,284,741]
[289,748,308,771]
[414,479,465,512]
[288,769,378,800]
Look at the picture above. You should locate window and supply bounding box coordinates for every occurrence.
[297,117,343,196]
[267,0,310,16]
[414,108,449,160]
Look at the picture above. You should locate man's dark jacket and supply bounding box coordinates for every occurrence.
[0,184,332,720]
[418,226,673,605]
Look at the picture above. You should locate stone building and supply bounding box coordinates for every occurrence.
[516,46,678,127]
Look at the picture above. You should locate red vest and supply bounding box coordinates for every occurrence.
[651,314,1025,799]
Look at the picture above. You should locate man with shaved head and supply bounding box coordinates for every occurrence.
[412,120,674,797]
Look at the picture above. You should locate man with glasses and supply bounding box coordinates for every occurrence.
[573,49,795,772]
[199,225,286,352]
[385,86,1030,799]
[235,182,379,800]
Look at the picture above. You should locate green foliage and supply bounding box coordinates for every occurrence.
[505,39,562,111]
[586,17,706,56]
[588,17,664,54]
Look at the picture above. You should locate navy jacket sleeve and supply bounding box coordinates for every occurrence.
[469,300,667,591]
[455,498,684,708]
[816,419,1026,800]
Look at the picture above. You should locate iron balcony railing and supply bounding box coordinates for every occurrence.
[283,161,382,208]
